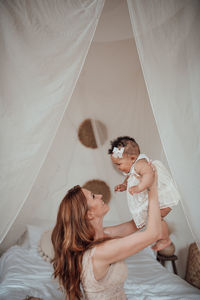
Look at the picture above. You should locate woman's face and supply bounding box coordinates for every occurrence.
[82,188,109,218]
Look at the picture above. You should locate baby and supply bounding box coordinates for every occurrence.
[108,136,181,251]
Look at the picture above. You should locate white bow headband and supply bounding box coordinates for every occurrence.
[112,147,124,158]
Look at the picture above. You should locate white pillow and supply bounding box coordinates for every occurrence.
[26,225,48,248]
[38,229,54,262]
[16,229,30,249]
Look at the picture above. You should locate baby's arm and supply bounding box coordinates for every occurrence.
[129,159,154,195]
[114,176,129,192]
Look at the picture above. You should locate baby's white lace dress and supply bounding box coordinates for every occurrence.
[127,154,181,228]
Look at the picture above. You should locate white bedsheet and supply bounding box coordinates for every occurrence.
[0,244,199,300]
[125,248,200,300]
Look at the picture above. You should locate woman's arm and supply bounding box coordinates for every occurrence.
[95,174,162,265]
[104,219,139,238]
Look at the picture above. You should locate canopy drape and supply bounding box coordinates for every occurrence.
[127,0,200,247]
[0,0,104,243]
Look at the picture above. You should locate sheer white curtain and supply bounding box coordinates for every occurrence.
[0,0,104,243]
[127,0,200,247]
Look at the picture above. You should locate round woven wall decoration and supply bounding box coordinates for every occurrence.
[82,179,111,204]
[78,118,107,149]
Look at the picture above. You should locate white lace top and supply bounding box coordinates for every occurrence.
[127,154,181,228]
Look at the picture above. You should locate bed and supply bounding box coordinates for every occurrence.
[0,225,199,300]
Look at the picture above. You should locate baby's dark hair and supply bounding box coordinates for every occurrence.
[108,136,140,157]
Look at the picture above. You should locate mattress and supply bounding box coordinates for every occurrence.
[0,225,199,300]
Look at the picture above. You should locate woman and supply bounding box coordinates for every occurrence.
[52,171,161,300]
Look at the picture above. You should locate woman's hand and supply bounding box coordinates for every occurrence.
[128,184,141,195]
[128,161,157,195]
[147,162,157,192]
[128,173,143,195]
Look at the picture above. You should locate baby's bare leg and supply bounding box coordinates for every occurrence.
[152,219,171,251]
[160,207,171,218]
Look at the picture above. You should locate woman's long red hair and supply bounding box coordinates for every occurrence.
[51,185,109,300]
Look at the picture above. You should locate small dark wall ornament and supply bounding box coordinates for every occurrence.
[82,179,111,204]
[78,118,107,149]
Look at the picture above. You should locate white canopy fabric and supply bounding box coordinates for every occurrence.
[0,0,104,243]
[127,0,200,247]
[0,0,199,278]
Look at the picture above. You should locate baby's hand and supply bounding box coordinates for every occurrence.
[114,184,127,192]
[128,173,143,195]
[128,185,141,195]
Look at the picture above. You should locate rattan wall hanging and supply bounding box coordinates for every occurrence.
[185,242,200,289]
[82,179,111,204]
[78,118,107,149]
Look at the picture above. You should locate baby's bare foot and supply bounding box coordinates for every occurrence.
[152,238,171,251]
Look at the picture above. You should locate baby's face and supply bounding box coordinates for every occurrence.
[111,155,133,173]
